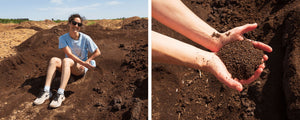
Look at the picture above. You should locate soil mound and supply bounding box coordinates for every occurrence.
[122,19,148,30]
[0,28,37,60]
[96,19,123,30]
[0,20,148,119]
[281,8,300,120]
[16,20,58,31]
[96,17,146,30]
[152,0,300,119]
[217,40,263,79]
[0,23,18,32]
[123,16,143,25]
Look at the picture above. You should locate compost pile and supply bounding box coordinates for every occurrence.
[0,19,148,120]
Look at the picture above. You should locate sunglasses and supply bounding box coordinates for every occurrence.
[71,21,83,27]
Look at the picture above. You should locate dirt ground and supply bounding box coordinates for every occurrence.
[152,0,299,120]
[0,20,58,61]
[0,18,148,119]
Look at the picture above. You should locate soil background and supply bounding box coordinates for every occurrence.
[0,17,148,119]
[152,0,299,120]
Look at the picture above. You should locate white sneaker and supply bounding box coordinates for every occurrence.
[33,91,52,105]
[49,94,65,108]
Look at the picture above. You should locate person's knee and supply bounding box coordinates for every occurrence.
[62,58,74,67]
[50,57,61,65]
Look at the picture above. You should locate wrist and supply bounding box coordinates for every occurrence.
[195,51,214,71]
[85,59,91,62]
[208,32,222,52]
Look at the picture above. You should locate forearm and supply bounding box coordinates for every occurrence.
[87,49,101,62]
[152,31,212,70]
[62,47,85,65]
[66,53,85,65]
[152,0,220,51]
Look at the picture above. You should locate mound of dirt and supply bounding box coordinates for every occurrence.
[281,8,300,120]
[96,19,123,30]
[0,23,18,32]
[152,0,299,119]
[16,20,58,31]
[0,28,37,60]
[122,19,148,30]
[217,40,263,80]
[96,16,145,30]
[0,20,148,119]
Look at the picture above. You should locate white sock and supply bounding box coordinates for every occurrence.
[44,86,50,92]
[57,88,64,95]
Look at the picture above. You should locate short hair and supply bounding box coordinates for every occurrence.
[68,14,84,23]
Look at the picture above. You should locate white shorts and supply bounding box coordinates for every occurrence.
[84,60,96,73]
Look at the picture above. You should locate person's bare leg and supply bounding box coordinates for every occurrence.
[59,58,75,90]
[34,57,62,105]
[44,57,62,87]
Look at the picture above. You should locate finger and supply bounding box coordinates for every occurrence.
[258,63,265,69]
[261,55,268,63]
[88,66,93,69]
[240,68,263,84]
[250,40,273,53]
[263,55,268,61]
[89,65,96,69]
[239,23,257,35]
[237,36,244,41]
[85,64,92,69]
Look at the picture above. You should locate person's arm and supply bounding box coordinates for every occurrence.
[62,46,94,69]
[152,0,273,53]
[153,31,250,91]
[152,31,211,69]
[85,36,101,63]
[152,31,268,92]
[152,0,220,51]
[86,48,101,63]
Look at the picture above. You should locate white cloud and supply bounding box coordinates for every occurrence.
[38,3,101,11]
[106,1,122,5]
[38,3,101,17]
[50,0,63,5]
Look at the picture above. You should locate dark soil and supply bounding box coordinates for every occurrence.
[122,18,148,30]
[152,0,300,120]
[0,19,148,119]
[217,40,263,80]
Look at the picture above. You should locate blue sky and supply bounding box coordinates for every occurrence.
[0,0,148,20]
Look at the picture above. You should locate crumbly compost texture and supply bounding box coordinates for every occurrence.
[217,40,263,80]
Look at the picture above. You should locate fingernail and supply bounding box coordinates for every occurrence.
[237,84,243,92]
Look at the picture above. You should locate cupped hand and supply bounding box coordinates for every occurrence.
[218,23,273,53]
[207,23,272,91]
[207,53,268,92]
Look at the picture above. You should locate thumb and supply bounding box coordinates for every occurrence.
[224,78,243,92]
[216,72,243,92]
[239,23,257,35]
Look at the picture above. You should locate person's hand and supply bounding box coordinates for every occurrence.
[206,53,268,92]
[82,61,95,70]
[207,23,272,91]
[217,23,273,53]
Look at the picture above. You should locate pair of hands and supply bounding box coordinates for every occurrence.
[208,23,272,92]
[79,60,95,70]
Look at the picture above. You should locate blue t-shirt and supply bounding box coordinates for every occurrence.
[58,32,98,72]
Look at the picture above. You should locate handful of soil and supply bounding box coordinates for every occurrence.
[217,40,264,80]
